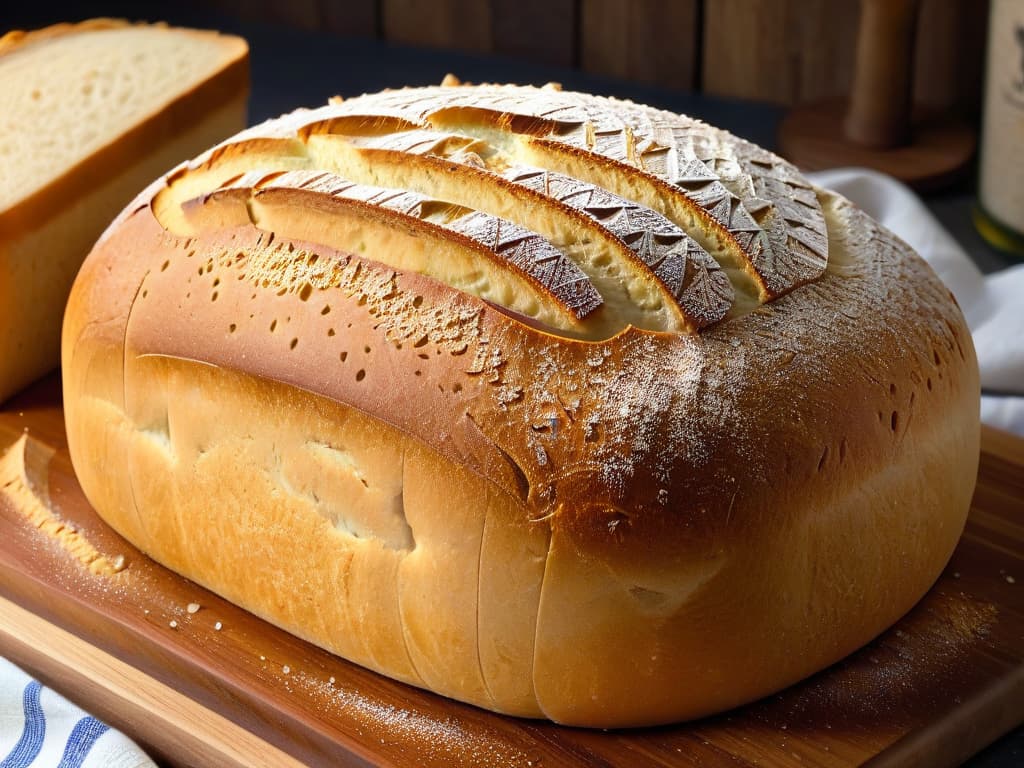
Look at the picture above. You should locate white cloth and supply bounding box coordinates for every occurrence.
[809,168,1024,437]
[0,658,155,768]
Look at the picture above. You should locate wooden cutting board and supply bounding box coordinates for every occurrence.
[0,374,1021,768]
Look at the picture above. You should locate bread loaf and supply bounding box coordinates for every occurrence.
[62,82,980,727]
[0,19,248,402]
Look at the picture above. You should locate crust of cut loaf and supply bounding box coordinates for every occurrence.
[0,19,249,234]
[62,87,980,727]
[0,18,248,402]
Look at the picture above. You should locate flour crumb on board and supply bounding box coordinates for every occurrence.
[293,670,533,766]
[214,621,223,631]
[186,602,201,614]
[168,620,177,629]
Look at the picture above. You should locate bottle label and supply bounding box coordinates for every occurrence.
[979,0,1024,235]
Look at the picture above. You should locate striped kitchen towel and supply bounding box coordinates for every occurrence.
[0,658,155,768]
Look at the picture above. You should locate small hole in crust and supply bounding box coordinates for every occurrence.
[142,289,148,299]
[364,345,371,354]
[413,336,429,348]
[629,585,668,610]
[321,305,331,315]
[213,277,221,287]
[211,291,219,302]
[229,323,237,334]
[340,351,348,362]
[453,383,463,394]
[889,383,896,396]
[356,369,366,382]
[891,411,899,432]
[270,319,278,332]
[414,370,422,377]
[927,377,933,391]
[327,328,336,337]
[412,296,424,308]
[160,260,170,272]
[298,283,313,302]
[290,338,299,350]
[933,348,941,366]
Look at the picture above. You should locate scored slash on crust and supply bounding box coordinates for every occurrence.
[184,169,604,338]
[338,85,828,301]
[307,126,733,332]
[154,82,831,341]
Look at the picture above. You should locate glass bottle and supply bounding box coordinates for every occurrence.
[975,0,1024,257]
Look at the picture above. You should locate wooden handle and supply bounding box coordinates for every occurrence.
[844,0,922,148]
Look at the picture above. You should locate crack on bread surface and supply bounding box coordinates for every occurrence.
[302,439,415,551]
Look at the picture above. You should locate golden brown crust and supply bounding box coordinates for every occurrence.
[0,18,133,52]
[62,84,980,727]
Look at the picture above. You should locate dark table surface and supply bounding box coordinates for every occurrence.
[4,4,1022,766]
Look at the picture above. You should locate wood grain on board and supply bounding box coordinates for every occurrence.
[0,375,1021,767]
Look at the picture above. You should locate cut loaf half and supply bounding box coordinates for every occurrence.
[0,19,248,402]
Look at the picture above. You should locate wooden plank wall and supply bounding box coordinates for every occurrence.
[204,0,989,114]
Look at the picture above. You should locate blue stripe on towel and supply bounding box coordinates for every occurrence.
[57,717,109,768]
[0,681,45,768]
